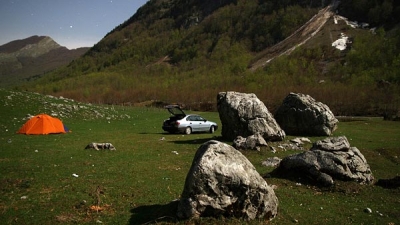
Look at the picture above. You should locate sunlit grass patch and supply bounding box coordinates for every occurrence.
[0,89,399,224]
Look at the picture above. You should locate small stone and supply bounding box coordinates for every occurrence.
[261,157,281,167]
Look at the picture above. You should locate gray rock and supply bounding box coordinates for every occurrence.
[274,92,338,136]
[290,137,311,146]
[272,136,374,186]
[232,133,268,151]
[262,157,282,167]
[364,208,372,213]
[217,91,285,141]
[232,136,247,149]
[312,136,350,151]
[278,143,304,151]
[177,140,278,220]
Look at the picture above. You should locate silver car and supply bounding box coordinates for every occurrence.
[162,105,218,134]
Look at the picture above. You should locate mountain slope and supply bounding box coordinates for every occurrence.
[20,0,400,116]
[249,2,337,71]
[0,36,89,87]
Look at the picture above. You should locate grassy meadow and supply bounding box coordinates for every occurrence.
[0,88,399,225]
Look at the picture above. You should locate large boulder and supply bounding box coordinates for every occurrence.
[274,92,338,136]
[272,136,374,186]
[177,140,278,220]
[217,91,285,141]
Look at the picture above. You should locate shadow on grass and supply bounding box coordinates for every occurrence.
[169,136,224,145]
[138,132,214,135]
[129,200,179,225]
[266,169,369,192]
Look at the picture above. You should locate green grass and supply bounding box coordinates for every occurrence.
[0,89,399,224]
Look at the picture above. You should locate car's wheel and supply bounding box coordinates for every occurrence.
[209,126,215,134]
[185,127,192,135]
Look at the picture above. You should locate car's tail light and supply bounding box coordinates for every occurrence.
[175,121,180,126]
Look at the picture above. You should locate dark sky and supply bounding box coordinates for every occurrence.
[0,0,149,49]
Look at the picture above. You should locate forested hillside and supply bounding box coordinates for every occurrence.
[19,0,400,117]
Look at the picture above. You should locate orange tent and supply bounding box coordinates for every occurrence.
[17,114,67,135]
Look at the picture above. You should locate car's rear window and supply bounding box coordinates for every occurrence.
[167,106,185,116]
